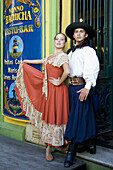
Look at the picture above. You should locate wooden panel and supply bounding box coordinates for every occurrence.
[25,123,45,146]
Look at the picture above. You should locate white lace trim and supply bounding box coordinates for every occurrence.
[46,52,69,67]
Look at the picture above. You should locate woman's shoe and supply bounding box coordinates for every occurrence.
[46,148,54,161]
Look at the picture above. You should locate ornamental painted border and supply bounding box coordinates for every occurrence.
[5,0,41,28]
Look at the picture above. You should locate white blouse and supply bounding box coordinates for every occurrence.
[68,46,100,90]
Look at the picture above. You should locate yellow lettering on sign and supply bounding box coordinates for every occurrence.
[27,11,32,20]
[28,25,33,32]
[5,25,34,36]
[19,26,23,33]
[6,10,32,24]
[8,67,18,73]
[9,5,24,13]
[4,75,11,80]
[23,25,29,33]
[4,59,13,65]
[15,59,22,65]
[12,75,17,80]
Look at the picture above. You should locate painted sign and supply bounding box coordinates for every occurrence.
[3,0,43,119]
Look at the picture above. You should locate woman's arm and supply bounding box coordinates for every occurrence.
[49,63,70,86]
[23,59,44,64]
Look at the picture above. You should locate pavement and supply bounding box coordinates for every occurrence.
[0,135,86,170]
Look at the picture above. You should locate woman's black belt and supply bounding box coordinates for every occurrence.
[68,76,85,85]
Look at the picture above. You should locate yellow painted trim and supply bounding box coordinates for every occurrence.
[49,0,59,54]
[62,0,71,51]
[4,117,26,127]
[3,114,29,122]
[3,114,29,127]
[45,0,49,58]
[42,0,44,59]
[42,0,45,71]
[68,0,71,48]
[0,0,4,121]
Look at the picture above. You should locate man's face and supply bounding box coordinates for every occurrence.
[73,28,88,44]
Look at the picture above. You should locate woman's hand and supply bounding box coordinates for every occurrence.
[77,87,90,102]
[49,63,70,86]
[22,60,28,63]
[49,77,60,86]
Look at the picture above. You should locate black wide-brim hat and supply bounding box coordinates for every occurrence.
[65,22,95,40]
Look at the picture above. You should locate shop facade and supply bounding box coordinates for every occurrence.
[0,0,113,144]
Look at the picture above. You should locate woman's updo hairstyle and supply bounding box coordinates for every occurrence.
[54,33,67,43]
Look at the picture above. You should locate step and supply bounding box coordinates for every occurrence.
[0,122,25,141]
[77,145,113,169]
[0,134,86,170]
[0,133,113,170]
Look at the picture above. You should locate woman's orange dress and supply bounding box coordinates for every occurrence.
[14,53,69,146]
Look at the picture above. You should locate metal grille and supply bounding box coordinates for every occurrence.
[72,0,113,133]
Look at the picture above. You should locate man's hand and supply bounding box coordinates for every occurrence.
[77,88,90,102]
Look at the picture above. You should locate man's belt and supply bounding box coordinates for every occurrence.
[68,76,85,85]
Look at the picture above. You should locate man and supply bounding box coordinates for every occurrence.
[64,22,100,167]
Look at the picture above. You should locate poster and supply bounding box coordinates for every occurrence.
[3,0,43,119]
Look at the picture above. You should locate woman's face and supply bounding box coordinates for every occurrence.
[54,34,66,49]
[73,28,88,44]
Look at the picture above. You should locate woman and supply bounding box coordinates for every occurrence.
[14,33,70,161]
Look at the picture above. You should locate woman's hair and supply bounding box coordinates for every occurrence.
[54,33,67,42]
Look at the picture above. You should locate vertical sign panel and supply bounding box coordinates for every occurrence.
[3,0,43,120]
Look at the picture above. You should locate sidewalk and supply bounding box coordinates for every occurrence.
[0,135,85,170]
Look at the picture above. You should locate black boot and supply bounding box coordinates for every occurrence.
[85,139,96,154]
[77,142,85,153]
[64,142,77,167]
